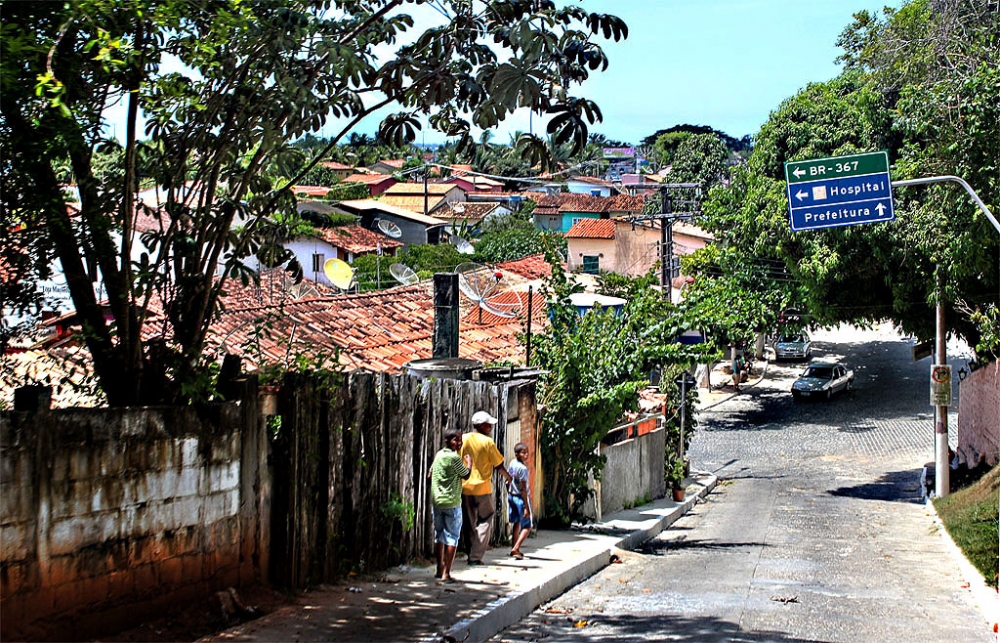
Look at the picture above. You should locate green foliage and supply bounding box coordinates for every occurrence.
[666,455,686,489]
[477,207,565,264]
[396,243,466,275]
[669,133,731,190]
[531,256,713,525]
[1,0,625,405]
[296,164,342,188]
[692,1,999,354]
[351,253,394,293]
[324,182,371,202]
[933,465,999,589]
[381,493,416,533]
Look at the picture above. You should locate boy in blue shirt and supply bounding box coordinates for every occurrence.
[507,442,532,559]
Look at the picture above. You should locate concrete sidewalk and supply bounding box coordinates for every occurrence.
[199,471,717,643]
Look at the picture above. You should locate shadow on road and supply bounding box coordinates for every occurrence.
[827,468,924,503]
[504,613,827,643]
[638,538,769,557]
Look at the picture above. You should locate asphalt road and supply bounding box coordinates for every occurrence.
[491,325,992,643]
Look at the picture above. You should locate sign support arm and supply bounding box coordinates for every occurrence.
[892,175,1000,235]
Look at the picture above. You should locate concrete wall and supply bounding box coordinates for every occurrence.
[958,362,1000,466]
[0,391,269,641]
[584,427,666,521]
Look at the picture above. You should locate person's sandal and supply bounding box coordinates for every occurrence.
[510,551,524,560]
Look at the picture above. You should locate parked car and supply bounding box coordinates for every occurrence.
[773,331,812,361]
[792,361,854,400]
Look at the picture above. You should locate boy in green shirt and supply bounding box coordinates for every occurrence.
[430,430,472,582]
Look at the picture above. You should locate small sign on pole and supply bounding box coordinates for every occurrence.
[930,364,952,406]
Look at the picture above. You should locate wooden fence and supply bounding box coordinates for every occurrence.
[269,370,535,588]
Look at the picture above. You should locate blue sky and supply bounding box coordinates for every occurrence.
[107,1,901,147]
[322,0,902,146]
[570,0,901,144]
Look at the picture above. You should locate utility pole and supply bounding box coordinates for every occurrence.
[892,174,1000,497]
[627,183,701,299]
[934,270,950,497]
[423,166,429,218]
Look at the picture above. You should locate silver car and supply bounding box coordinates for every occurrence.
[792,361,854,400]
[773,331,812,361]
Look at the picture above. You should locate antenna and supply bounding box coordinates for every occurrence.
[389,263,420,285]
[323,258,355,291]
[282,273,320,300]
[449,235,475,255]
[376,218,403,238]
[454,263,522,320]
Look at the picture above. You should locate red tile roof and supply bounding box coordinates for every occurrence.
[558,193,610,213]
[525,193,613,215]
[384,183,465,196]
[208,282,549,373]
[436,202,500,221]
[344,173,396,185]
[496,253,552,281]
[293,185,333,197]
[318,225,404,254]
[321,161,354,170]
[566,218,616,239]
[570,176,614,186]
[607,194,648,212]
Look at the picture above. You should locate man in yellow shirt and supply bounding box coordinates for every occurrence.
[460,410,513,565]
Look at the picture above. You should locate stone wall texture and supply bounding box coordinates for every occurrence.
[588,426,667,521]
[958,362,1000,466]
[0,394,268,641]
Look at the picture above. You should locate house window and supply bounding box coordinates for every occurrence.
[312,253,325,273]
[582,255,600,274]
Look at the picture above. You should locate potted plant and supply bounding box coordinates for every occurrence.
[667,456,687,502]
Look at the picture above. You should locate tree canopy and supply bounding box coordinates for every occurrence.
[1,0,627,405]
[687,0,999,353]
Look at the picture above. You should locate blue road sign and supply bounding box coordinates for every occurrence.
[785,151,895,232]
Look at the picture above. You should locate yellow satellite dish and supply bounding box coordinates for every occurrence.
[324,258,355,290]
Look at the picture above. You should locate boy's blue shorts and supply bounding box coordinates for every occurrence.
[507,495,531,529]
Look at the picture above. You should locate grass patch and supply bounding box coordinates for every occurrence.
[933,464,999,589]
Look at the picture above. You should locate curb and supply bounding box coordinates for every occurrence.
[440,473,718,643]
[698,359,772,412]
[925,497,999,635]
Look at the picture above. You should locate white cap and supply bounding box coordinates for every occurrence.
[471,411,498,426]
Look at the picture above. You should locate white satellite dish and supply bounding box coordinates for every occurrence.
[454,263,522,320]
[389,263,419,285]
[376,218,402,238]
[449,236,475,255]
[323,258,355,290]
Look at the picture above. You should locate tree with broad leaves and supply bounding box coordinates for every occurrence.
[686,0,999,354]
[1,0,627,406]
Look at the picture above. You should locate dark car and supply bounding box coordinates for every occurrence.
[791,361,854,400]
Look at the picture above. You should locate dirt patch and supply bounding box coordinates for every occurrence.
[94,585,297,642]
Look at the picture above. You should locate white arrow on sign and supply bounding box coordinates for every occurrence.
[875,202,887,216]
[792,167,806,179]
[795,189,808,201]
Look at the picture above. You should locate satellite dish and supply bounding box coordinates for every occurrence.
[452,202,465,213]
[389,263,419,285]
[323,258,355,290]
[454,263,522,320]
[449,235,475,255]
[376,218,402,238]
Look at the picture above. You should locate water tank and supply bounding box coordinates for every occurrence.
[404,357,483,380]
